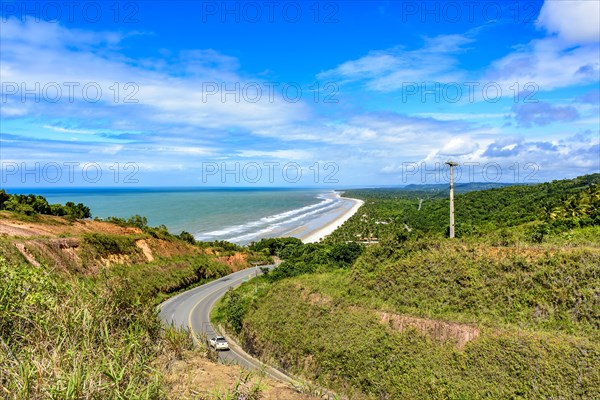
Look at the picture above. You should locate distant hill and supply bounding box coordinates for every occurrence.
[332,173,600,241]
[401,181,520,193]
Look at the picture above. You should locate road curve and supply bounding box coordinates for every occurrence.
[158,265,294,383]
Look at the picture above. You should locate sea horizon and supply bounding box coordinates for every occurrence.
[4,187,355,245]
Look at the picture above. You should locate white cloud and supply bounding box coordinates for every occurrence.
[2,16,598,185]
[538,0,600,44]
[439,137,479,156]
[317,34,473,92]
[415,113,508,121]
[0,18,124,49]
[42,125,98,135]
[418,132,600,181]
[485,1,599,95]
[318,15,598,101]
[237,149,313,160]
[485,37,599,93]
[1,18,310,136]
[94,145,124,155]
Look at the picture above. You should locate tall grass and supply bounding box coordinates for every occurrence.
[208,371,264,400]
[0,257,195,399]
[237,277,600,399]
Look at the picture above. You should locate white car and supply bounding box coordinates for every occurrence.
[209,336,229,351]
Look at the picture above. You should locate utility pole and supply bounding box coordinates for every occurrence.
[446,161,458,238]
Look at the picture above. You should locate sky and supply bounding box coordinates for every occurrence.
[1,0,599,187]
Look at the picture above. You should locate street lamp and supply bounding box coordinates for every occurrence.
[445,161,458,238]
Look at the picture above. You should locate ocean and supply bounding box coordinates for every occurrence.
[8,188,348,244]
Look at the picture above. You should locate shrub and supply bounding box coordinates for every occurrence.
[220,289,250,334]
[178,231,196,244]
[83,233,138,257]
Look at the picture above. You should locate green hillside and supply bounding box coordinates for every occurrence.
[0,194,272,399]
[214,174,600,399]
[329,173,600,242]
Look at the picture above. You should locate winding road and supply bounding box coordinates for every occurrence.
[158,264,294,383]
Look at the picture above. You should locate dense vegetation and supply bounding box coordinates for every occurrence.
[0,190,91,219]
[248,237,363,283]
[1,239,271,399]
[215,174,600,399]
[327,174,600,242]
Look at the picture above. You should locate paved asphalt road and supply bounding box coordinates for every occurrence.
[158,264,293,383]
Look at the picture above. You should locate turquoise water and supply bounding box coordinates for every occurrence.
[9,188,341,244]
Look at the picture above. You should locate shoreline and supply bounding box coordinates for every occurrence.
[299,194,364,243]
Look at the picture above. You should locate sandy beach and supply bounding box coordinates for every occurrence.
[297,193,364,243]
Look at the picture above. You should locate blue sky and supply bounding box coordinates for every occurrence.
[1,0,599,187]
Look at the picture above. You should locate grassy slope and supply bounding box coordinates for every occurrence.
[1,256,185,399]
[0,211,283,399]
[243,277,599,399]
[223,231,600,399]
[214,176,600,399]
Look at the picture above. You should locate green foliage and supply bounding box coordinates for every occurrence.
[0,190,9,207]
[212,275,272,336]
[219,289,251,334]
[0,191,91,219]
[328,242,363,265]
[200,240,244,252]
[245,252,273,266]
[249,237,303,256]
[146,224,172,240]
[266,259,318,282]
[102,216,183,242]
[104,214,149,229]
[545,183,600,230]
[216,174,600,399]
[351,239,599,336]
[265,242,363,282]
[82,233,139,257]
[111,255,231,302]
[327,173,600,242]
[241,280,599,399]
[128,214,149,229]
[0,257,194,399]
[178,230,196,244]
[62,201,91,219]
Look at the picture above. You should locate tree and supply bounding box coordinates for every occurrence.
[178,231,196,244]
[329,242,363,265]
[32,196,51,214]
[64,202,91,219]
[126,215,148,229]
[222,289,248,334]
[0,190,10,208]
